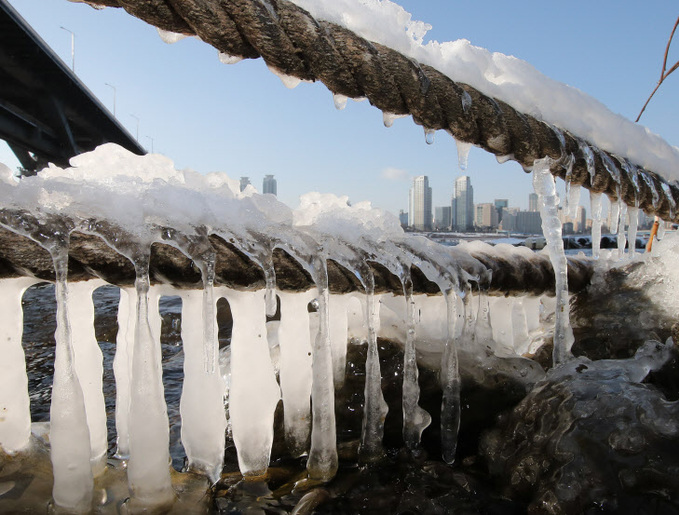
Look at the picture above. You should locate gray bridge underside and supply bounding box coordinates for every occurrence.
[0,0,144,174]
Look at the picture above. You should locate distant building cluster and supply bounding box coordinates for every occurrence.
[401,173,654,236]
[239,174,278,196]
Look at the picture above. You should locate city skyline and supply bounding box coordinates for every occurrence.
[0,2,676,220]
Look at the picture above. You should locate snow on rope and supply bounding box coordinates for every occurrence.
[74,0,679,223]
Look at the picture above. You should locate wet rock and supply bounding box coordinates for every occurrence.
[480,340,679,514]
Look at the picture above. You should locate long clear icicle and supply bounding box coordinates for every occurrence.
[533,159,574,366]
[627,206,639,259]
[440,289,461,465]
[617,202,628,260]
[127,260,174,506]
[590,191,603,259]
[401,274,431,451]
[69,280,108,478]
[0,277,37,455]
[49,244,95,513]
[113,287,135,459]
[306,259,338,481]
[359,271,389,462]
[179,289,226,482]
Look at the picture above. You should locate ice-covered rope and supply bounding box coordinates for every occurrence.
[0,222,593,296]
[75,0,679,223]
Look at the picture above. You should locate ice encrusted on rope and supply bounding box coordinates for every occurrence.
[289,0,679,183]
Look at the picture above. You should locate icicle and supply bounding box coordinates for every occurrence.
[202,252,218,373]
[157,28,188,44]
[609,198,620,235]
[489,297,514,353]
[221,288,281,476]
[511,297,531,356]
[617,203,628,260]
[49,243,94,513]
[69,280,108,477]
[179,289,226,482]
[359,270,388,462]
[277,291,314,457]
[113,287,134,459]
[126,259,174,506]
[658,220,667,241]
[579,141,596,185]
[641,173,661,210]
[474,291,494,352]
[263,260,277,319]
[328,294,349,388]
[456,140,472,171]
[401,274,431,452]
[333,93,349,110]
[267,65,303,89]
[590,191,603,259]
[627,206,639,259]
[306,258,338,481]
[424,128,436,145]
[218,51,243,65]
[0,277,39,454]
[440,289,460,465]
[382,112,406,128]
[460,90,472,112]
[533,159,574,366]
[495,154,513,164]
[566,184,581,220]
[661,182,676,219]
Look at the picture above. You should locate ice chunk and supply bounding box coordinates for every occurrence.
[333,93,349,110]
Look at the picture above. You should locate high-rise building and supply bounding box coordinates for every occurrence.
[475,203,499,230]
[452,176,474,232]
[528,192,539,212]
[576,205,587,233]
[494,198,508,223]
[262,174,277,195]
[408,175,433,231]
[434,206,452,230]
[399,210,408,227]
[239,176,251,192]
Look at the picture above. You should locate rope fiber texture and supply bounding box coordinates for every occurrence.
[82,0,679,223]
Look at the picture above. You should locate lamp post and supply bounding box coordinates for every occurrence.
[130,114,140,141]
[59,26,75,72]
[105,83,116,117]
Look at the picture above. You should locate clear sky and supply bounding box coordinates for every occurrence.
[2,0,678,217]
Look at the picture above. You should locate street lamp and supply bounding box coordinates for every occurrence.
[59,26,75,72]
[130,114,140,141]
[105,83,116,116]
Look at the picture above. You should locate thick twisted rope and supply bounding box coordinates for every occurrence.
[79,0,679,223]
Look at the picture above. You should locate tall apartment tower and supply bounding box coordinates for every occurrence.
[528,192,539,212]
[239,176,251,192]
[408,175,433,231]
[452,175,474,231]
[263,174,277,195]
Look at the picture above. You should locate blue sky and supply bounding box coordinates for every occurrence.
[2,0,678,217]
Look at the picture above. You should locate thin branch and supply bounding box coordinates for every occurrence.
[636,15,679,122]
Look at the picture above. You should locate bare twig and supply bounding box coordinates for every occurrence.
[636,15,679,122]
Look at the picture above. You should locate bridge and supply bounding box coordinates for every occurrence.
[0,0,144,174]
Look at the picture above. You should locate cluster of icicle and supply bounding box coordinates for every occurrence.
[0,143,631,511]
